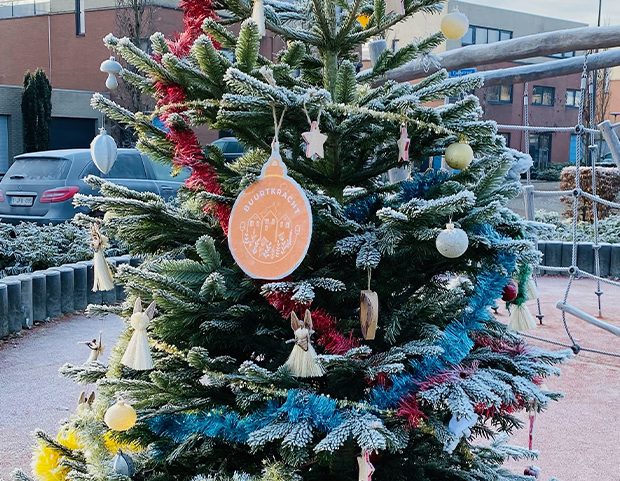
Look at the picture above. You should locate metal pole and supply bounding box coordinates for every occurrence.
[592,0,602,141]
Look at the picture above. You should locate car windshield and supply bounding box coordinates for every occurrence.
[149,162,192,182]
[212,140,227,150]
[7,158,71,180]
[212,139,244,153]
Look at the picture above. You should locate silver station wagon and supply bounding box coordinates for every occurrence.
[0,149,190,225]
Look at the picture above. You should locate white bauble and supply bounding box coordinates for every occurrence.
[105,74,119,90]
[100,56,122,91]
[104,401,137,431]
[436,223,469,258]
[445,141,474,170]
[90,127,117,174]
[440,8,469,40]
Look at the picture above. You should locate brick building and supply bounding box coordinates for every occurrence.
[384,0,589,167]
[0,0,287,172]
[0,0,183,172]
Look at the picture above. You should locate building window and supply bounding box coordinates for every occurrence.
[499,132,511,147]
[488,85,513,104]
[0,0,50,19]
[532,86,555,106]
[392,39,400,52]
[550,51,576,59]
[529,133,552,168]
[75,0,85,36]
[566,89,581,108]
[462,26,512,46]
[447,89,475,104]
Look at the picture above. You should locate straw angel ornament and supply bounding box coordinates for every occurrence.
[76,391,95,416]
[90,222,115,292]
[79,331,105,363]
[121,297,156,370]
[285,310,325,377]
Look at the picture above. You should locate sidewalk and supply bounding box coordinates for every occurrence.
[0,313,124,480]
[0,276,618,481]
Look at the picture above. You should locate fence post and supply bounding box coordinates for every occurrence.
[523,184,535,221]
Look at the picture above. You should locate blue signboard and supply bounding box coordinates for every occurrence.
[449,68,477,78]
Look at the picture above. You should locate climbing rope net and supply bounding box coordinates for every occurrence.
[493,53,620,359]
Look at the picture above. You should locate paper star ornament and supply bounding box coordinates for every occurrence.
[385,0,404,15]
[357,450,375,481]
[397,125,410,162]
[302,121,328,158]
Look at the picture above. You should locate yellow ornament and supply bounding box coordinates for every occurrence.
[104,431,142,453]
[104,401,137,431]
[357,14,370,28]
[440,7,469,40]
[33,428,83,481]
[445,141,474,170]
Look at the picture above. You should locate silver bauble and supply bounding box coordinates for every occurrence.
[112,449,135,477]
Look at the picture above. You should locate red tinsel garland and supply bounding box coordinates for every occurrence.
[473,335,531,356]
[149,0,231,233]
[397,394,427,428]
[416,361,480,392]
[169,0,220,56]
[263,290,359,355]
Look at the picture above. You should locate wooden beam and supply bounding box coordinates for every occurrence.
[386,25,620,83]
[598,120,620,170]
[557,301,620,338]
[480,49,620,87]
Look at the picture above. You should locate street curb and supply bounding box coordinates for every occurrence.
[0,254,138,339]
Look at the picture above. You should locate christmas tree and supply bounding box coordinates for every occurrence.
[20,0,571,480]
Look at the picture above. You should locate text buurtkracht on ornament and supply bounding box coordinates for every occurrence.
[228,143,312,280]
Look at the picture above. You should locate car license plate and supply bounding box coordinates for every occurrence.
[9,196,34,207]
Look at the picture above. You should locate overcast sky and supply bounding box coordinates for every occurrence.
[464,0,620,27]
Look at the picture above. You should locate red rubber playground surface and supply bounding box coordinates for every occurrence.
[0,276,618,481]
[500,276,620,481]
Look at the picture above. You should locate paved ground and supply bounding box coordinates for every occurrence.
[0,313,124,480]
[501,276,620,481]
[0,276,619,481]
[507,180,564,217]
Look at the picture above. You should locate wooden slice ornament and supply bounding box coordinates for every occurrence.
[228,141,312,280]
[360,269,378,340]
[360,290,378,340]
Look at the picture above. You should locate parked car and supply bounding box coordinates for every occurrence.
[210,137,246,161]
[0,149,190,225]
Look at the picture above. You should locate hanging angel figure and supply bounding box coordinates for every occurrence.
[285,310,325,377]
[79,331,105,363]
[121,297,156,371]
[90,222,115,292]
[76,391,95,416]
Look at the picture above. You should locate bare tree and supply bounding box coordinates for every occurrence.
[113,0,156,146]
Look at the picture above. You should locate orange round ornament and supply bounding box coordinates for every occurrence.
[228,144,312,280]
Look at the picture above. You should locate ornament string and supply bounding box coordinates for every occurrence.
[271,103,287,145]
[302,101,323,128]
[528,410,535,450]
